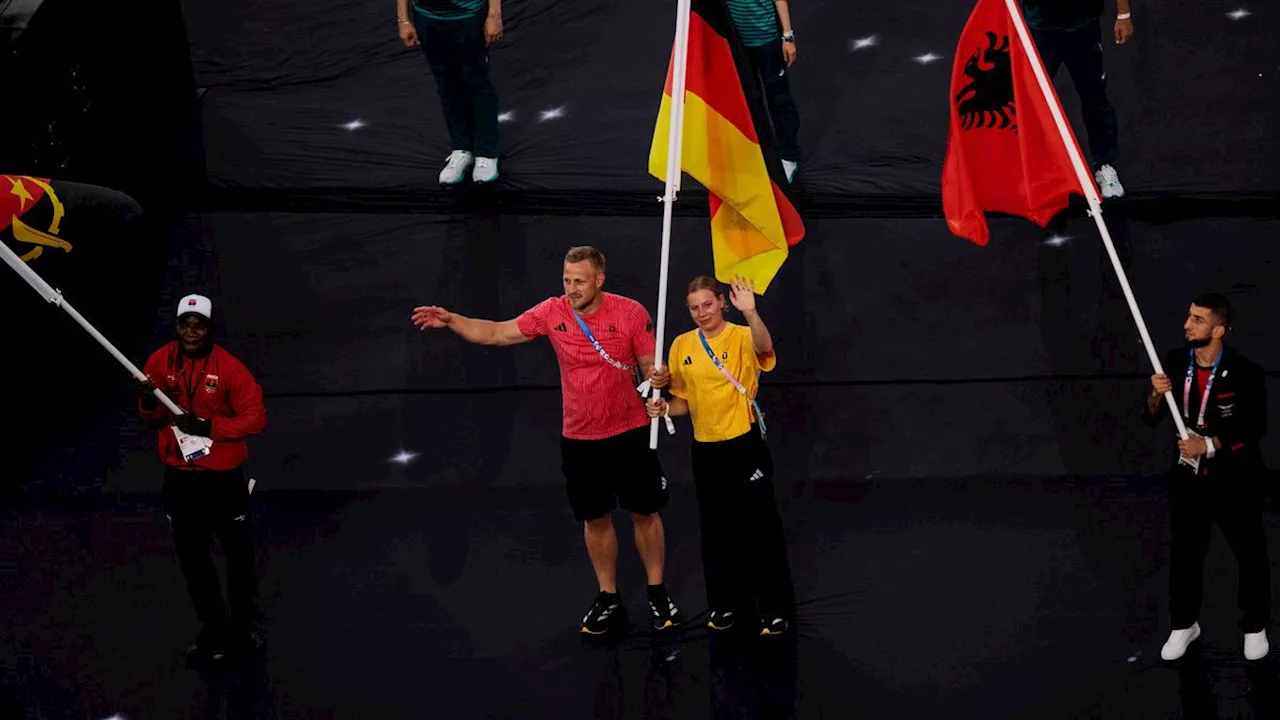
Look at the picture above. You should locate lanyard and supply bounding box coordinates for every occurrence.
[570,306,633,374]
[570,303,674,434]
[697,329,766,439]
[570,302,666,404]
[176,354,210,412]
[1182,349,1223,430]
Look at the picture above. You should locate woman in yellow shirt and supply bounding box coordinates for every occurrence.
[646,275,794,635]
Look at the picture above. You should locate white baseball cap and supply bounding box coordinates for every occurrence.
[177,294,213,321]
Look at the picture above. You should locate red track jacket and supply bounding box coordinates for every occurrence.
[138,341,267,470]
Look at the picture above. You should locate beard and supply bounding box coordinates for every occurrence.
[1186,336,1212,349]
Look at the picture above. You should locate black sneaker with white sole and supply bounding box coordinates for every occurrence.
[708,610,736,631]
[647,585,684,630]
[581,592,626,635]
[760,617,790,636]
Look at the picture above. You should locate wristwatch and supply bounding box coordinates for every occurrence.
[782,31,795,43]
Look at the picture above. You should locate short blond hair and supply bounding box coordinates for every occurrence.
[564,246,606,274]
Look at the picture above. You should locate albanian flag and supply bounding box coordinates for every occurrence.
[941,0,1096,245]
[647,0,804,294]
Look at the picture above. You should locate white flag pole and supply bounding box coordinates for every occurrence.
[649,0,693,449]
[0,239,185,416]
[1003,0,1194,456]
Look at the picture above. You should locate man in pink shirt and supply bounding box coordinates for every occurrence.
[412,245,683,635]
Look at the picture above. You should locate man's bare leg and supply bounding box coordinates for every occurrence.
[584,515,618,592]
[631,512,665,585]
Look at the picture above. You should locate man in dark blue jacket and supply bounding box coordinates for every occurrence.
[1144,294,1271,661]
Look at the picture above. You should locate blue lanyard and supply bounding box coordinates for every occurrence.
[570,304,633,373]
[697,329,766,439]
[1183,349,1223,429]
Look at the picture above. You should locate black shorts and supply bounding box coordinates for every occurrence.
[561,426,669,522]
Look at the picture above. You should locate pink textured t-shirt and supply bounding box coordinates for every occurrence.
[517,293,657,440]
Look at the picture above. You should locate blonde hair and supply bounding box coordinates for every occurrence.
[685,275,724,299]
[564,246,606,274]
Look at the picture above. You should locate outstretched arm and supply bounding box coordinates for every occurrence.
[412,306,532,347]
[449,315,530,346]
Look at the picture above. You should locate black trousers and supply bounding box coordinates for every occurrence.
[162,466,258,632]
[744,40,801,163]
[1031,22,1120,169]
[691,427,794,618]
[1169,465,1271,633]
[416,12,499,158]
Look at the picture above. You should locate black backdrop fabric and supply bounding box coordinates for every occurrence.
[93,212,1280,492]
[0,180,151,486]
[2,0,201,488]
[14,0,1279,493]
[184,0,1278,206]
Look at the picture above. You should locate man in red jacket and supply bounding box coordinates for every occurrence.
[132,293,267,663]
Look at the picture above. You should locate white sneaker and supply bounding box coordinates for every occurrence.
[782,159,797,183]
[1161,622,1201,661]
[472,157,499,184]
[439,150,473,185]
[1095,164,1125,199]
[1245,630,1270,661]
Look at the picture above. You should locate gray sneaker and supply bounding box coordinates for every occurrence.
[1095,164,1125,199]
[439,150,474,185]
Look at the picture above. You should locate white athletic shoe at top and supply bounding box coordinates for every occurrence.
[1095,164,1125,199]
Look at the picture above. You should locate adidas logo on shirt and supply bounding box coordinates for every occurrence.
[683,356,693,365]
[748,469,765,483]
[554,322,567,332]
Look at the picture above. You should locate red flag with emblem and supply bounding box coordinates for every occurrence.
[1,175,50,233]
[941,0,1096,246]
[1,174,140,267]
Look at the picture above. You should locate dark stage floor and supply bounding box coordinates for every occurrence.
[4,0,1279,717]
[5,476,1280,719]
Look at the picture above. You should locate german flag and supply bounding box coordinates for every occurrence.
[648,0,804,294]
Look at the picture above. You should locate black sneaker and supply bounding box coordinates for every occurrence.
[708,610,736,631]
[760,617,790,636]
[581,592,626,635]
[185,624,226,662]
[647,585,683,630]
